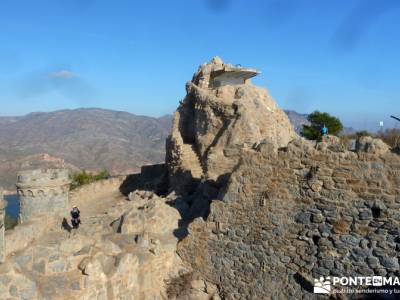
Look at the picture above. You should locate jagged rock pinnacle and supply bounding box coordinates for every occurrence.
[166,58,297,194]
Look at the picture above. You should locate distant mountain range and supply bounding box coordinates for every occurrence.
[0,108,350,191]
[0,108,172,190]
[284,110,355,135]
[284,110,310,134]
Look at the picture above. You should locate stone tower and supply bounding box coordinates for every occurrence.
[16,169,70,223]
[0,188,6,263]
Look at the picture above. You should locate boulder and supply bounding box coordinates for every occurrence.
[356,136,389,154]
[112,198,180,236]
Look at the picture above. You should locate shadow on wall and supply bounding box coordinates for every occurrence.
[166,172,232,241]
[118,161,234,242]
[119,164,169,197]
[293,273,313,293]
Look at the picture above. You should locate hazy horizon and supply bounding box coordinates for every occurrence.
[1,106,399,132]
[1,0,399,131]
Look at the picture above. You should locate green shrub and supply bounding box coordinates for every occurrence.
[70,169,110,190]
[93,170,110,181]
[5,215,18,230]
[302,111,343,140]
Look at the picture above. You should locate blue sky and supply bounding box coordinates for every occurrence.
[0,0,399,130]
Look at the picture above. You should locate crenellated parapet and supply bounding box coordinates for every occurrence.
[17,186,70,198]
[16,169,70,188]
[16,169,71,223]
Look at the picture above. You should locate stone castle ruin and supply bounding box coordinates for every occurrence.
[167,56,296,195]
[178,135,400,299]
[0,57,399,299]
[0,169,188,299]
[193,56,259,88]
[16,169,70,223]
[167,58,400,298]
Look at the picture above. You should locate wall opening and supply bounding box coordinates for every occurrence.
[371,207,381,218]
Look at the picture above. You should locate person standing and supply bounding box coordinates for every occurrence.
[321,124,328,136]
[70,206,81,235]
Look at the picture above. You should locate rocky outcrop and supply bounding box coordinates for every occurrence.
[178,136,400,299]
[3,58,400,300]
[356,135,390,154]
[166,57,297,194]
[0,180,188,299]
[164,59,400,299]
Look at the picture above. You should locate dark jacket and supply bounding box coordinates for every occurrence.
[71,208,80,219]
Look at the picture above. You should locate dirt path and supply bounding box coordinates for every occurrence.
[63,189,130,238]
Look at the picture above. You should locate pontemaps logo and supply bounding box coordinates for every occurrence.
[314,277,331,294]
[313,276,400,294]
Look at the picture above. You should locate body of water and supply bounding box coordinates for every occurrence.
[4,195,20,219]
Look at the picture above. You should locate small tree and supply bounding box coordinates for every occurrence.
[302,111,343,140]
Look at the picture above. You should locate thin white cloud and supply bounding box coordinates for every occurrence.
[18,68,95,101]
[48,70,76,79]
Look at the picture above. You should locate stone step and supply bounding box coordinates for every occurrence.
[180,143,204,179]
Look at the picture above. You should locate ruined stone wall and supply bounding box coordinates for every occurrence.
[16,169,70,223]
[5,176,124,258]
[0,188,186,300]
[5,217,51,256]
[178,137,400,299]
[69,176,125,203]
